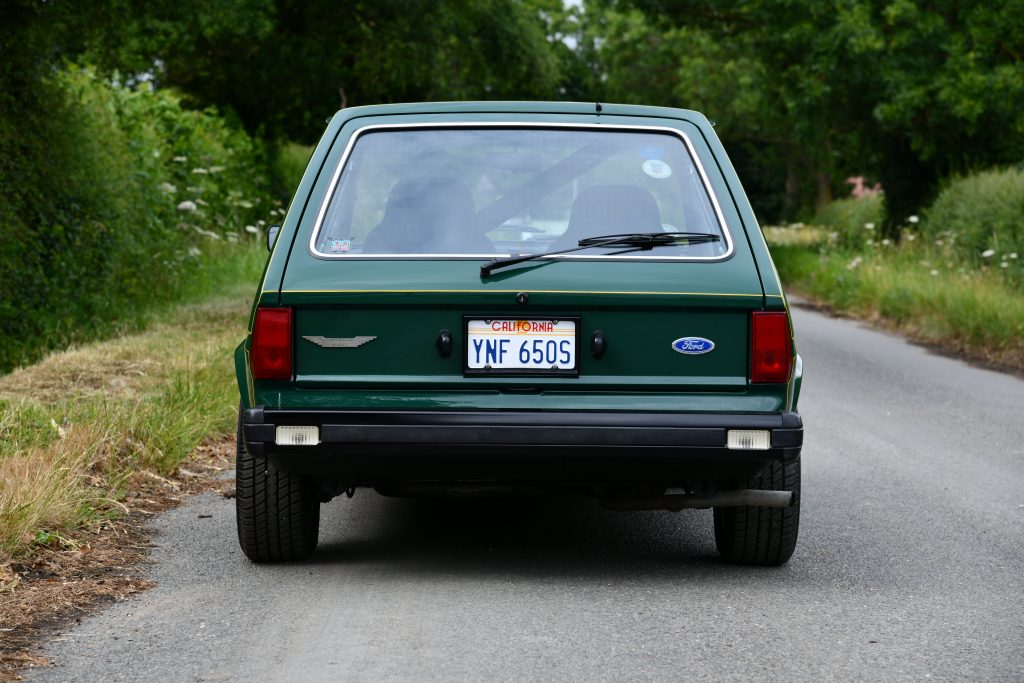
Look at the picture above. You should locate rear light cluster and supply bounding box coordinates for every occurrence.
[750,311,792,383]
[252,307,293,380]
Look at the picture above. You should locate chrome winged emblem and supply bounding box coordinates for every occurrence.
[303,335,377,348]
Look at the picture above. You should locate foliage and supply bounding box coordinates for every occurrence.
[813,196,885,251]
[607,0,1024,231]
[268,142,314,202]
[77,0,564,143]
[924,168,1024,271]
[0,66,273,373]
[766,165,1024,369]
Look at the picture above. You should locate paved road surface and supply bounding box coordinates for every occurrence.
[28,306,1024,681]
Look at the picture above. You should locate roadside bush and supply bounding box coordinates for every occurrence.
[0,65,274,373]
[269,141,315,201]
[812,195,883,250]
[924,167,1024,271]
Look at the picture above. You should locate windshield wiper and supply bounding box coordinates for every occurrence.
[480,232,721,277]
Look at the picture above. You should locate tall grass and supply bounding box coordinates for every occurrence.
[768,166,1024,367]
[0,246,264,562]
[769,227,1024,367]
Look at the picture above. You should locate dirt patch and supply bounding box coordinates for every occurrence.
[0,439,235,682]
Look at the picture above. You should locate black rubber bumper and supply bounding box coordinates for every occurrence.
[240,408,803,483]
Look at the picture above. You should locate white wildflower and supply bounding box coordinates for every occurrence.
[186,186,201,193]
[226,233,239,242]
[192,167,209,175]
[176,200,197,213]
[981,249,995,258]
[847,256,862,270]
[1010,253,1019,259]
[935,239,944,246]
[256,219,266,227]
[906,233,916,241]
[908,215,919,224]
[1000,262,1009,268]
[864,222,875,230]
[187,246,201,257]
[244,225,259,234]
[209,166,225,173]
[158,182,177,194]
[930,269,939,276]
[238,200,254,209]
[881,238,891,246]
[172,156,187,163]
[195,198,209,206]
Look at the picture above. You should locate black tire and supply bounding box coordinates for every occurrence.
[713,455,800,566]
[235,410,320,562]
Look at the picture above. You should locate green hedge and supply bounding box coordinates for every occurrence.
[924,167,1024,269]
[0,66,273,373]
[812,195,884,250]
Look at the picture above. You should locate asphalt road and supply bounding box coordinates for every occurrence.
[28,306,1024,682]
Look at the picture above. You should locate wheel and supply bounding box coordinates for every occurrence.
[713,454,800,566]
[235,409,320,562]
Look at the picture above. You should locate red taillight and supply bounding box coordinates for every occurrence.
[252,307,293,380]
[751,311,792,383]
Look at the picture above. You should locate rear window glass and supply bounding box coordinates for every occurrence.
[313,127,728,257]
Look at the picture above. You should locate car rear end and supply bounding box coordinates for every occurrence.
[234,103,803,565]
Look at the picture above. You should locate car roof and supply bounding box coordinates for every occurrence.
[331,101,710,124]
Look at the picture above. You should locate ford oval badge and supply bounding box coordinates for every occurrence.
[672,337,715,354]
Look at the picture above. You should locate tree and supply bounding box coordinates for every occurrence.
[76,0,564,142]
[602,0,1024,233]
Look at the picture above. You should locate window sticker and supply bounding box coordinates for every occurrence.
[329,239,352,253]
[642,159,672,179]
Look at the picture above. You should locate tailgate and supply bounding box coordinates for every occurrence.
[282,259,766,391]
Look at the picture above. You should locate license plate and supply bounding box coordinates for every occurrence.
[465,318,578,375]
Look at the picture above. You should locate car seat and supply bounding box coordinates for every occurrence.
[363,177,491,254]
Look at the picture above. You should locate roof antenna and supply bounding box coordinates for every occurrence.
[595,101,603,114]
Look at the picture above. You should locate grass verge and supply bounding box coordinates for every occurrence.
[0,250,261,678]
[766,227,1024,371]
[0,282,254,561]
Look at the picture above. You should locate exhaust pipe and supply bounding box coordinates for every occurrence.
[601,489,792,512]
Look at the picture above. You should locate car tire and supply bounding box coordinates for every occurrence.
[713,454,800,566]
[235,409,320,562]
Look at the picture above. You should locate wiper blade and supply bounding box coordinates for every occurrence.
[480,232,721,277]
[578,232,721,248]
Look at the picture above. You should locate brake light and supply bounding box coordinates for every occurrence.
[751,311,791,383]
[252,307,293,380]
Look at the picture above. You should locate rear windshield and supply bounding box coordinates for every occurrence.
[313,127,728,258]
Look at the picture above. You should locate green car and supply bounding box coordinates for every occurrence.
[235,102,803,566]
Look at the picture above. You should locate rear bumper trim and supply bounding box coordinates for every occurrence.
[242,408,802,453]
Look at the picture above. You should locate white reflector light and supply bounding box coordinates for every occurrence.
[727,429,770,450]
[276,426,320,446]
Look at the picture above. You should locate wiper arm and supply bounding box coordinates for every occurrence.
[480,232,721,277]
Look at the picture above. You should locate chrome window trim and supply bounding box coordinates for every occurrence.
[308,122,735,262]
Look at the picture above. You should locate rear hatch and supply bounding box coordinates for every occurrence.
[281,257,764,393]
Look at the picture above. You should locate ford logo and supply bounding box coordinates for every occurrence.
[672,337,715,354]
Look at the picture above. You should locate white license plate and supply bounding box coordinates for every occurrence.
[465,319,577,374]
